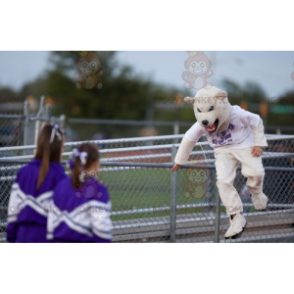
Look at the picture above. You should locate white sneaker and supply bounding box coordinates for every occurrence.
[224,213,247,239]
[251,193,269,210]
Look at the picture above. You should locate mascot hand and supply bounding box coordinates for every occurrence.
[251,146,263,157]
[171,163,181,172]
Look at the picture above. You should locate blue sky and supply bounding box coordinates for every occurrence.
[0,51,293,98]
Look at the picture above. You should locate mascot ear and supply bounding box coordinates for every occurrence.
[215,90,227,100]
[184,96,195,104]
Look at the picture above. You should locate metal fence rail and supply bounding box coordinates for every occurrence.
[0,135,294,243]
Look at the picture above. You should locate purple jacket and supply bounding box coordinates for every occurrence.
[6,159,66,243]
[47,176,112,243]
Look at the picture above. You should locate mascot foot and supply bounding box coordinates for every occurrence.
[224,213,247,240]
[251,193,269,210]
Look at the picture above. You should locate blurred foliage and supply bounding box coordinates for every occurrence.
[0,52,293,139]
[222,79,294,127]
[267,89,294,127]
[222,79,266,104]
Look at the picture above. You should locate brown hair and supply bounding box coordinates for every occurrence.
[35,124,64,189]
[71,143,100,189]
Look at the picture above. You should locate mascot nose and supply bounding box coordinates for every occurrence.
[202,120,208,126]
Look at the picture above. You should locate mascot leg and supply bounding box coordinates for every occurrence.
[237,148,269,210]
[215,151,246,239]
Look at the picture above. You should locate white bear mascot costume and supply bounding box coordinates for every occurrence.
[173,86,269,239]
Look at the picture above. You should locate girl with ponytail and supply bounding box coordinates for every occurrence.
[47,143,112,243]
[6,124,66,242]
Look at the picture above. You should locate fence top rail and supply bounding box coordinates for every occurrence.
[1,159,294,172]
[0,134,185,152]
[0,133,294,153]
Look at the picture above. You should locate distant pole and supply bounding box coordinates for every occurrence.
[146,91,154,129]
[34,96,45,144]
[23,100,30,146]
[59,114,66,132]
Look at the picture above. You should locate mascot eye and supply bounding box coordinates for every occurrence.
[200,62,205,68]
[209,106,214,111]
[197,108,201,113]
[82,62,87,68]
[91,62,96,68]
[192,63,196,68]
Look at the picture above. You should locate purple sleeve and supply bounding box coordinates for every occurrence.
[6,223,18,243]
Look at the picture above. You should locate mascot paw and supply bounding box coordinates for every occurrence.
[97,83,103,89]
[76,82,82,89]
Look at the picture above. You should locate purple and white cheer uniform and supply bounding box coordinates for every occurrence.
[47,176,112,243]
[6,159,66,243]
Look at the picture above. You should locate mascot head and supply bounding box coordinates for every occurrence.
[184,86,231,134]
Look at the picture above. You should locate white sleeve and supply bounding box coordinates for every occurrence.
[7,183,21,223]
[90,201,113,240]
[251,118,268,147]
[185,122,205,142]
[174,122,204,165]
[240,109,260,128]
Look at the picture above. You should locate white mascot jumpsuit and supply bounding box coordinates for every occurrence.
[174,86,269,239]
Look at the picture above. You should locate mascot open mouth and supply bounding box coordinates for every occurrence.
[205,119,219,133]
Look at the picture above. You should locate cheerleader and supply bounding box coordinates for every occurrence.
[47,143,112,243]
[6,124,66,242]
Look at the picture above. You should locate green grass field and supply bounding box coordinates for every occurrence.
[101,168,215,221]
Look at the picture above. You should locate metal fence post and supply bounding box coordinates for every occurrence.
[44,104,51,124]
[173,122,179,135]
[34,96,45,144]
[170,145,177,243]
[173,122,179,144]
[214,190,221,243]
[23,100,30,146]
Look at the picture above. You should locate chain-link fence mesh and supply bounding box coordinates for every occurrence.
[0,134,294,242]
[0,99,25,148]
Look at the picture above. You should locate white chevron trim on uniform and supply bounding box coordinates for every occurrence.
[47,200,112,240]
[7,183,53,222]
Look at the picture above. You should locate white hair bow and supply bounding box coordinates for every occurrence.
[49,124,62,144]
[71,148,88,166]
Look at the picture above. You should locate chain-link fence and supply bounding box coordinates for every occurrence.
[0,134,294,242]
[0,97,66,149]
[67,118,294,141]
